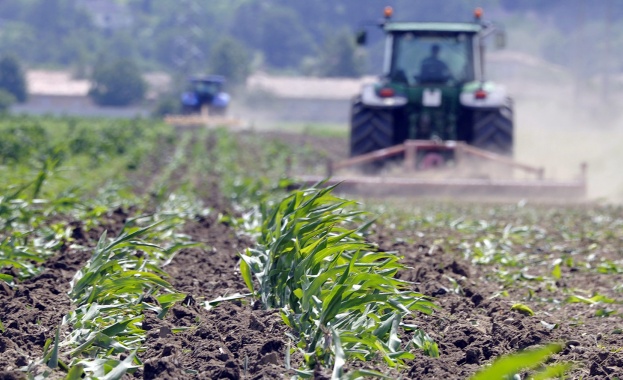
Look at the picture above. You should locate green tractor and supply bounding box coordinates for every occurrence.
[351,7,512,168]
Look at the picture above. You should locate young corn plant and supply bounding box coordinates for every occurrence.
[31,208,198,379]
[240,185,437,378]
[469,343,570,380]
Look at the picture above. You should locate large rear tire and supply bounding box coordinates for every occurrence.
[471,99,514,155]
[349,98,394,157]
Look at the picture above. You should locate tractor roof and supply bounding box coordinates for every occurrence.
[384,22,482,34]
[190,75,226,83]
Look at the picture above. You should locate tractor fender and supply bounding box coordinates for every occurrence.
[360,84,407,108]
[212,92,230,108]
[460,82,508,109]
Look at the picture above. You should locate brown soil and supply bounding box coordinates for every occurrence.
[2,130,622,379]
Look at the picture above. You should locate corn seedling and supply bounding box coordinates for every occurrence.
[511,303,535,317]
[240,184,437,376]
[469,344,569,380]
[411,329,439,358]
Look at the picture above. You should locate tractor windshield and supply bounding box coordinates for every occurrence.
[191,80,222,96]
[389,32,475,85]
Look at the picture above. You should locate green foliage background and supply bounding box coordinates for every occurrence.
[0,55,27,103]
[89,59,147,106]
[0,0,620,78]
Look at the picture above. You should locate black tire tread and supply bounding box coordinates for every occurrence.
[350,98,394,157]
[471,99,514,155]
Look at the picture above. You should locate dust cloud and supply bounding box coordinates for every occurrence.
[496,65,623,203]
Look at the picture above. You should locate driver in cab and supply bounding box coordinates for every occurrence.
[419,44,453,84]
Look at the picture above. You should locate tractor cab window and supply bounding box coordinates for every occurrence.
[191,81,221,96]
[390,32,474,85]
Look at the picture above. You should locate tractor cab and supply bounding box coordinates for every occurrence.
[386,24,480,86]
[181,75,230,115]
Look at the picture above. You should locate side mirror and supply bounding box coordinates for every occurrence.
[495,31,506,49]
[356,30,367,46]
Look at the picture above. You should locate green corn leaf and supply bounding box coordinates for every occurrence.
[387,315,401,352]
[412,329,439,358]
[205,293,250,310]
[342,369,392,380]
[239,253,255,294]
[41,337,53,359]
[551,264,561,280]
[65,364,85,380]
[47,325,60,369]
[0,259,28,269]
[372,314,396,339]
[387,350,415,361]
[156,292,187,306]
[529,362,572,380]
[101,317,143,337]
[92,333,130,353]
[69,331,100,356]
[0,274,13,283]
[103,221,163,253]
[470,344,563,380]
[565,294,615,304]
[100,351,138,380]
[319,272,352,323]
[511,303,535,316]
[331,328,345,380]
[293,368,315,379]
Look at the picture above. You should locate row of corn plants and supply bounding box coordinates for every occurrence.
[239,184,438,378]
[29,195,202,379]
[37,139,207,377]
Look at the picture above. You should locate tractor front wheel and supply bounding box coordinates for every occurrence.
[349,98,394,157]
[471,99,514,155]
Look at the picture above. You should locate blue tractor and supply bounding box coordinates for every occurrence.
[181,75,230,115]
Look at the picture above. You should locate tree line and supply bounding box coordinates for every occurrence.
[0,0,620,107]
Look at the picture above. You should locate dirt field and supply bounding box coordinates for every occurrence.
[1,129,622,379]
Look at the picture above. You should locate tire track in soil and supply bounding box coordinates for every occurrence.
[0,209,130,379]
